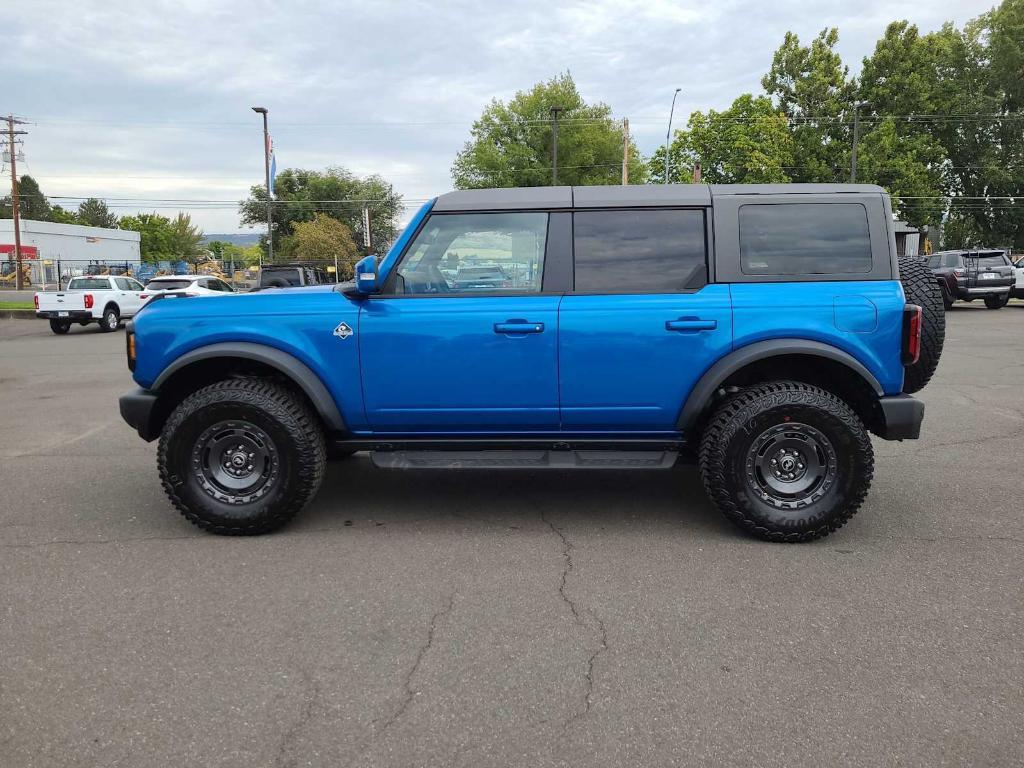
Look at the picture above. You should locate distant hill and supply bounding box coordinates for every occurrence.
[202,233,260,246]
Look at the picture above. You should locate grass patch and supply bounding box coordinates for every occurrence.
[0,301,34,310]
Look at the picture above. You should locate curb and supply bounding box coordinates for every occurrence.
[1,310,38,320]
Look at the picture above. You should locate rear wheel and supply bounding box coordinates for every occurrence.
[98,305,119,332]
[898,255,945,393]
[939,282,954,310]
[158,378,326,535]
[48,319,71,335]
[984,294,1009,309]
[698,381,874,543]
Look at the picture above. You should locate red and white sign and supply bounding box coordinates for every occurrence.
[0,244,39,260]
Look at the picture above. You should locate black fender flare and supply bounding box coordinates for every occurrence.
[152,342,346,432]
[676,339,884,432]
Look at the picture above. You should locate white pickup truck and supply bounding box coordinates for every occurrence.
[35,275,147,335]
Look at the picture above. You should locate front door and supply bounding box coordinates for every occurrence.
[558,208,733,431]
[359,211,560,432]
[115,277,145,316]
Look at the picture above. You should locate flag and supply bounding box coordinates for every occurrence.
[267,134,277,196]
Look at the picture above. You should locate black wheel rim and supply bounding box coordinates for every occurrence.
[192,420,279,504]
[744,422,837,509]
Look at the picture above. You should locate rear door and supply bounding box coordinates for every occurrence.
[359,211,564,432]
[558,208,732,431]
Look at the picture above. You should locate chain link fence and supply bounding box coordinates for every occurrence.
[2,258,354,293]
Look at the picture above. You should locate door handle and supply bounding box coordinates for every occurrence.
[494,320,544,334]
[666,318,717,332]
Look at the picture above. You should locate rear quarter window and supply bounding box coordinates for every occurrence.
[739,203,873,276]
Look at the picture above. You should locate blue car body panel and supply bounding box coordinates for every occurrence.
[729,280,906,395]
[358,295,561,432]
[558,285,733,430]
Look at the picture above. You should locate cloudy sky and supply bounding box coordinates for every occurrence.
[8,0,993,234]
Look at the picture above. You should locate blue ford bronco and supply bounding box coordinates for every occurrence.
[119,184,945,542]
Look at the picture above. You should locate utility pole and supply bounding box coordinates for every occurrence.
[692,161,701,184]
[621,118,630,185]
[665,88,681,184]
[549,106,563,185]
[850,101,870,183]
[251,107,272,266]
[3,115,28,290]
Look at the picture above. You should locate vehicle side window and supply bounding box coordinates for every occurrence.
[217,279,233,292]
[573,209,707,292]
[126,278,143,291]
[927,256,940,268]
[942,253,961,268]
[390,212,548,295]
[115,278,132,290]
[739,203,872,275]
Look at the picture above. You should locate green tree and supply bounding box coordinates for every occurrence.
[650,94,795,184]
[451,72,645,189]
[762,29,854,182]
[76,198,119,228]
[118,213,177,262]
[169,212,205,262]
[239,167,402,261]
[48,205,79,224]
[0,175,52,220]
[280,213,359,278]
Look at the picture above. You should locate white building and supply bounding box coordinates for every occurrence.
[0,219,141,286]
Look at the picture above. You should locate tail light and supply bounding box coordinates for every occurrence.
[139,294,148,300]
[84,293,94,309]
[902,304,922,365]
[33,295,39,310]
[953,268,965,277]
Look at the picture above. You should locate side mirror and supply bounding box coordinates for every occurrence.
[353,255,379,295]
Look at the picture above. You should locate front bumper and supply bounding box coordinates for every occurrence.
[36,310,92,321]
[119,387,160,441]
[876,394,924,440]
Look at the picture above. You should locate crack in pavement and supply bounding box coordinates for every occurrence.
[374,591,456,736]
[539,510,609,734]
[274,668,321,768]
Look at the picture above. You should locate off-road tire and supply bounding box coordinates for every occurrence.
[698,381,874,543]
[939,282,954,310]
[984,294,1009,309]
[158,378,326,535]
[99,305,120,333]
[898,255,944,393]
[49,319,71,334]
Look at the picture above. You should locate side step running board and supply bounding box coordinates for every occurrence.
[370,449,679,470]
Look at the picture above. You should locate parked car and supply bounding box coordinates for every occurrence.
[927,249,1015,309]
[453,265,512,290]
[142,274,236,302]
[120,183,944,542]
[35,275,146,334]
[1011,256,1024,300]
[258,264,331,289]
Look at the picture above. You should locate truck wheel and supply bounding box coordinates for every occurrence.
[49,319,71,335]
[984,294,1009,309]
[939,282,954,310]
[99,305,120,332]
[698,381,874,543]
[158,379,326,535]
[898,255,944,394]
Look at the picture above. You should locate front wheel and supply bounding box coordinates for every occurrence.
[49,319,71,334]
[698,381,874,543]
[984,294,1009,309]
[158,379,327,535]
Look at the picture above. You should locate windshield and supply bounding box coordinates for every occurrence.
[146,279,193,291]
[974,254,1009,268]
[67,278,111,290]
[260,268,302,287]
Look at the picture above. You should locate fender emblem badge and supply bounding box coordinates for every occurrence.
[333,322,354,340]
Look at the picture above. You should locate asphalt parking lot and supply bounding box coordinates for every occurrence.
[1,305,1022,768]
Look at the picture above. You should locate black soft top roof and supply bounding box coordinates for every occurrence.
[432,183,887,211]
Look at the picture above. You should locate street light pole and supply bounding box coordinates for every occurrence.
[252,106,272,266]
[851,101,870,183]
[665,88,681,184]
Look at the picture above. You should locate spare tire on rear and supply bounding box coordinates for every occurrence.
[898,254,945,393]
